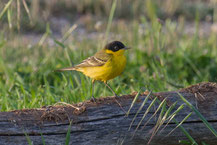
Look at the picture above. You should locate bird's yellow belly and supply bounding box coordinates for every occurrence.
[77,55,126,82]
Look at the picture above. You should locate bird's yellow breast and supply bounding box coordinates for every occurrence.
[77,49,126,82]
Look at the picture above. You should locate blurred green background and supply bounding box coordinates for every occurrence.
[0,0,217,111]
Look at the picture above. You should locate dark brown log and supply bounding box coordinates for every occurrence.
[0,82,217,145]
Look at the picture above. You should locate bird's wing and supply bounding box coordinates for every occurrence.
[75,49,112,68]
[55,49,112,71]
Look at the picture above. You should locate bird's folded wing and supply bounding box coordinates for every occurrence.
[76,50,112,68]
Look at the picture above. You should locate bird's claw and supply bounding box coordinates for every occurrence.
[90,96,96,102]
[114,94,120,98]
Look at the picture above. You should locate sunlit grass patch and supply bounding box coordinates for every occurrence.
[0,0,216,113]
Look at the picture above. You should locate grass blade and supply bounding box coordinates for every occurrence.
[24,132,33,145]
[128,91,151,130]
[178,92,217,137]
[7,8,12,29]
[173,118,198,145]
[65,121,72,145]
[16,0,20,30]
[166,104,185,120]
[133,97,157,135]
[22,0,32,24]
[62,24,77,42]
[38,23,51,47]
[126,91,140,117]
[141,97,167,130]
[201,141,209,145]
[179,140,192,145]
[0,0,13,20]
[167,112,192,136]
[159,102,184,134]
[103,0,117,45]
[155,97,198,145]
[40,133,46,145]
[147,101,167,145]
[54,39,66,49]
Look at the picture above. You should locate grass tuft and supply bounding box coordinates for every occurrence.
[65,122,72,145]
[178,92,217,138]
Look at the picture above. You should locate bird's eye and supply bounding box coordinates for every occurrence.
[114,46,118,50]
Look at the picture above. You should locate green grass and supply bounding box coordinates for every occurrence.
[1,1,217,145]
[0,1,217,112]
[178,92,217,138]
[0,18,217,111]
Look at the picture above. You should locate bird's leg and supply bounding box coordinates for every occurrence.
[91,80,96,102]
[104,82,119,97]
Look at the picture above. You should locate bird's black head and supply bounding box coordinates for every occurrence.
[105,41,126,52]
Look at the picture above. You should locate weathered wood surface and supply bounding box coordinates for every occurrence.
[0,82,217,145]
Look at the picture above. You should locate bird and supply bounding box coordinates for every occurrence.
[56,41,130,100]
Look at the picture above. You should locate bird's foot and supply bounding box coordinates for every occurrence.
[90,96,96,103]
[114,94,120,98]
[115,95,120,98]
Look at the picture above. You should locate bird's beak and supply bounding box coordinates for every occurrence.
[124,47,131,50]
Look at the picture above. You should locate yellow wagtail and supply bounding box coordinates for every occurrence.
[56,41,130,100]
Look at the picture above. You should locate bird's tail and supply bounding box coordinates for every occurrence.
[55,67,76,72]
